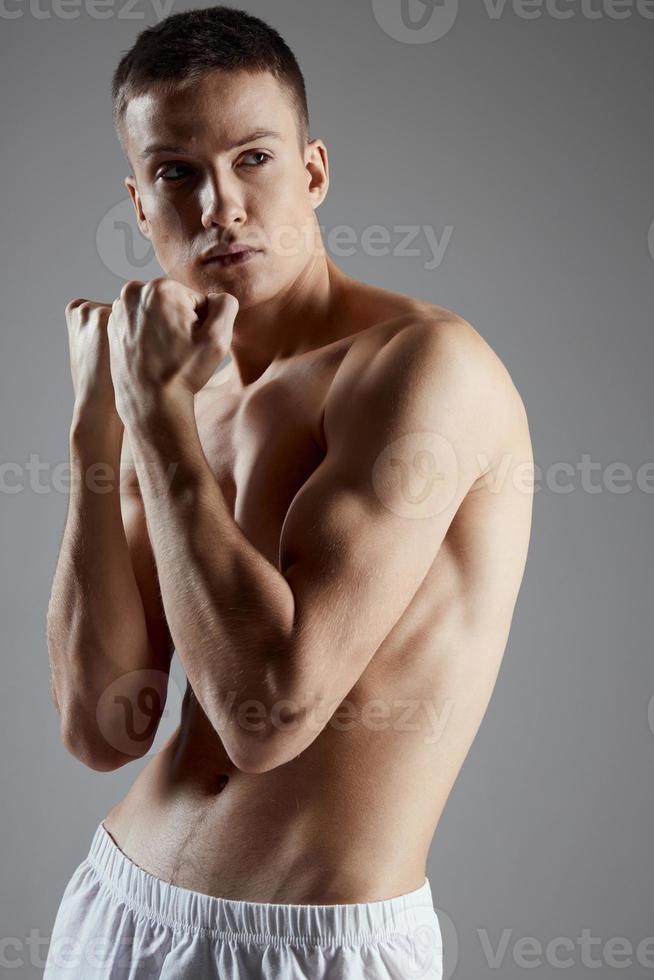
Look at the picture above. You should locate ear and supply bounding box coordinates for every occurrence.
[125,175,152,240]
[304,138,329,209]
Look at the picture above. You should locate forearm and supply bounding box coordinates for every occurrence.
[47,411,160,767]
[124,388,298,763]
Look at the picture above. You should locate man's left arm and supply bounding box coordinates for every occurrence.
[124,317,524,774]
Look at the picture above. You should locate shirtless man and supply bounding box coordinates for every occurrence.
[44,7,533,979]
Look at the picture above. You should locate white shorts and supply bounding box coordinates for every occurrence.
[43,820,443,978]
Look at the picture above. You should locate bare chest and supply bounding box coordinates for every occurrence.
[120,359,333,573]
[193,375,327,567]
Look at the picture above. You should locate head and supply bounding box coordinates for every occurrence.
[111,6,329,309]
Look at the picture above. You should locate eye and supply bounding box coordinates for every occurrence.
[158,163,193,182]
[240,151,272,168]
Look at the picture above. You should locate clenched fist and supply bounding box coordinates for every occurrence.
[65,297,121,426]
[107,277,239,423]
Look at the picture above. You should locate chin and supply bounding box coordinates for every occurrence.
[211,276,261,308]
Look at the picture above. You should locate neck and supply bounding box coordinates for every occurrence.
[228,253,350,388]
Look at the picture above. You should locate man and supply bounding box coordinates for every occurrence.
[44,7,533,979]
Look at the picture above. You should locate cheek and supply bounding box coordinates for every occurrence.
[146,216,194,279]
[147,201,198,267]
[148,197,190,240]
[258,180,316,260]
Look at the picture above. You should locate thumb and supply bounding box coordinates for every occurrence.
[201,291,239,348]
[206,291,239,322]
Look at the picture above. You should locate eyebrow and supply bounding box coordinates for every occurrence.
[138,129,284,161]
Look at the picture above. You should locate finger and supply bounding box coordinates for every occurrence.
[122,285,146,316]
[201,292,239,344]
[65,298,112,316]
[142,277,203,305]
[206,292,239,323]
[187,283,216,312]
[65,298,88,314]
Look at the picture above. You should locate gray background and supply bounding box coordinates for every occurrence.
[1,1,653,977]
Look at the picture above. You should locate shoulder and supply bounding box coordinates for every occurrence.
[324,306,530,480]
[335,307,526,422]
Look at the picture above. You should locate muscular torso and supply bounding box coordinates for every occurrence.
[103,282,533,904]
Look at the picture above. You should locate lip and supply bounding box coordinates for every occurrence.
[201,244,261,266]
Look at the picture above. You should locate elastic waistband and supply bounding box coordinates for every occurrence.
[86,821,437,946]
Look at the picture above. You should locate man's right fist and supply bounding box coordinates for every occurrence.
[65,298,120,423]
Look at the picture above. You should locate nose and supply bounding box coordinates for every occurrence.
[199,171,246,231]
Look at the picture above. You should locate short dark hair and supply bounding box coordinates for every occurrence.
[111,6,310,157]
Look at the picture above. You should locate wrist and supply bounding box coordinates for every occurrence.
[71,402,124,444]
[121,381,195,433]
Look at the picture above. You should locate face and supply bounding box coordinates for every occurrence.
[122,69,329,307]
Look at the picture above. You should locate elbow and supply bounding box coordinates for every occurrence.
[61,732,130,772]
[60,715,149,773]
[227,740,289,775]
[67,745,133,773]
[54,669,167,773]
[206,651,317,774]
[227,737,306,775]
[221,698,317,775]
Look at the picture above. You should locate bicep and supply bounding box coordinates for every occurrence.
[280,456,468,714]
[278,320,502,715]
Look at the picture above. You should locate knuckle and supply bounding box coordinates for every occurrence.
[120,279,142,301]
[77,300,94,319]
[142,276,172,308]
[147,277,172,299]
[65,297,86,315]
